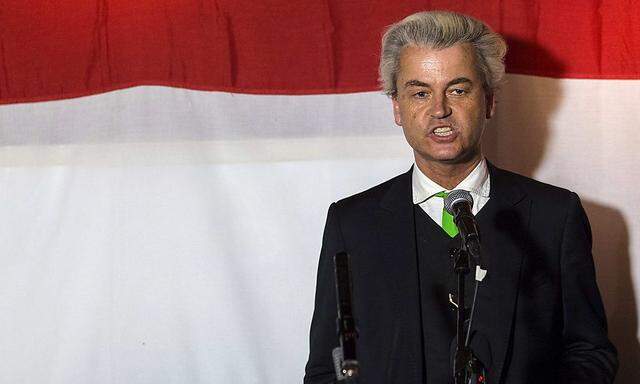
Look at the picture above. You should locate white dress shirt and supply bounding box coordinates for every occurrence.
[412,158,491,228]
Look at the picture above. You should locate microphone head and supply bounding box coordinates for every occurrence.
[444,189,474,215]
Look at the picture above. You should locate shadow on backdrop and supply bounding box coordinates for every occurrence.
[483,37,559,176]
[584,202,638,383]
[483,37,639,383]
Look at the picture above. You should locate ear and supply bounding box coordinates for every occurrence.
[485,91,496,119]
[392,95,403,126]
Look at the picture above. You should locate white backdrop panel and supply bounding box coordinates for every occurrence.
[0,154,412,383]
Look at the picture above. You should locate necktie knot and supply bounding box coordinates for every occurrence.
[434,191,449,199]
[434,191,458,237]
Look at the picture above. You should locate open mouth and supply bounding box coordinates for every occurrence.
[432,126,454,137]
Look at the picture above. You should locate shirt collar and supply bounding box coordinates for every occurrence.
[412,158,491,204]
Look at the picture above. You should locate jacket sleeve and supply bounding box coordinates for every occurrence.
[304,203,345,384]
[559,193,618,383]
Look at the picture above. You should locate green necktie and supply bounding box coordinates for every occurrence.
[434,191,459,238]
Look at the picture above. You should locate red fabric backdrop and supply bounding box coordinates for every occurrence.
[1,0,639,104]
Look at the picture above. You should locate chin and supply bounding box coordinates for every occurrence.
[431,152,463,163]
[424,152,477,165]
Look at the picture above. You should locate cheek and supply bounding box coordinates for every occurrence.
[456,100,485,128]
[406,103,425,122]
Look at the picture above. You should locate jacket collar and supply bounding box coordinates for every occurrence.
[380,161,526,213]
[486,161,526,207]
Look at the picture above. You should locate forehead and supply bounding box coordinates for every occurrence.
[396,43,480,82]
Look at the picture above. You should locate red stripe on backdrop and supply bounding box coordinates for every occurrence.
[0,0,639,104]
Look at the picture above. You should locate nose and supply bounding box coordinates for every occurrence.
[429,94,452,119]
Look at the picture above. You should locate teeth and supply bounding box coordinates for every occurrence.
[433,127,453,137]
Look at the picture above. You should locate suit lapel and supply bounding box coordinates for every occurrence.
[375,168,423,383]
[475,163,530,383]
[377,168,419,309]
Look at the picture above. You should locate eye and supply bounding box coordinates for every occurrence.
[450,88,467,96]
[413,91,429,99]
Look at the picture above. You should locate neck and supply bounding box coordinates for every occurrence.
[415,156,482,190]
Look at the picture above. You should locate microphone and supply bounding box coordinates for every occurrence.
[444,190,485,270]
[333,251,359,381]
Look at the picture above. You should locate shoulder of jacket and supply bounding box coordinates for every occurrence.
[332,170,410,212]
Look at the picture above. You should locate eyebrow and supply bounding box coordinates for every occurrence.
[403,77,473,89]
[448,77,473,87]
[404,80,430,88]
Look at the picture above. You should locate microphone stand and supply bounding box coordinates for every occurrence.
[451,242,487,384]
[333,251,359,382]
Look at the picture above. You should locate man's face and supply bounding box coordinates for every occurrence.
[392,43,494,168]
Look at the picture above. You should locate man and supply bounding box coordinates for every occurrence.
[304,11,617,384]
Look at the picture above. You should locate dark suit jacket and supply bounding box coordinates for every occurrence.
[304,163,617,384]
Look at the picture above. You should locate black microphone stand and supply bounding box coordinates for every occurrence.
[451,242,487,384]
[333,251,359,382]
